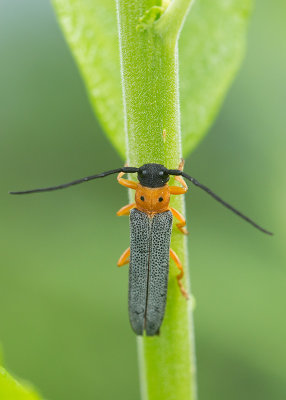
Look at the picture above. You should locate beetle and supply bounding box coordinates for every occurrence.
[10,160,272,335]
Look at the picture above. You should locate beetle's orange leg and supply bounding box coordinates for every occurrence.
[117,202,136,216]
[169,248,188,299]
[117,171,138,190]
[117,247,130,267]
[177,158,185,171]
[169,176,188,195]
[170,207,188,235]
[175,175,188,190]
[169,175,188,194]
[169,159,188,195]
[169,185,188,195]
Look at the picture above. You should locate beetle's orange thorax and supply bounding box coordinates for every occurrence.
[135,184,170,214]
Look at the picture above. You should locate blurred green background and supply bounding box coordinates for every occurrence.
[0,1,285,399]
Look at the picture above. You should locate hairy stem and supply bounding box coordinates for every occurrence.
[116,1,196,399]
[155,0,194,40]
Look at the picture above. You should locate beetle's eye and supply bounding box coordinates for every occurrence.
[140,196,145,201]
[159,170,168,177]
[142,170,147,176]
[158,197,163,202]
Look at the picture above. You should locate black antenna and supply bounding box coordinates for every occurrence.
[9,167,139,195]
[169,169,273,236]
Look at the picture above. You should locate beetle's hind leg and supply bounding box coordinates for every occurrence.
[117,247,130,267]
[170,207,188,235]
[170,248,188,299]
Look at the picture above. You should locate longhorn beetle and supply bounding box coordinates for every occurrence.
[10,160,272,335]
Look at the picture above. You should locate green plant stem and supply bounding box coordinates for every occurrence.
[156,0,194,39]
[116,1,196,399]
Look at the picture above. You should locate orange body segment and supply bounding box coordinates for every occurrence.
[116,166,188,215]
[135,184,170,214]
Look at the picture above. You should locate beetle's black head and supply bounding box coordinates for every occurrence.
[137,164,170,188]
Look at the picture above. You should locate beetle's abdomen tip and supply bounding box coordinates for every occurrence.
[145,323,161,336]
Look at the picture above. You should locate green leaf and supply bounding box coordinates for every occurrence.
[180,0,253,155]
[0,365,42,400]
[51,0,252,158]
[52,0,125,157]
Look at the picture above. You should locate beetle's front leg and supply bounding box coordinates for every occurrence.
[117,171,138,190]
[169,159,188,195]
[169,176,188,196]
